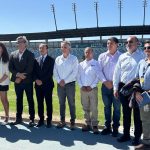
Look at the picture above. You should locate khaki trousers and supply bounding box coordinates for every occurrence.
[81,87,99,126]
[140,104,150,145]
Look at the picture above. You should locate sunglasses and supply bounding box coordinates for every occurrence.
[144,46,150,50]
[125,41,134,44]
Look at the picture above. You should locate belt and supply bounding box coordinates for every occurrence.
[66,81,75,85]
[57,81,75,86]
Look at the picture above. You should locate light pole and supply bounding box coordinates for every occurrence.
[94,1,99,28]
[118,0,123,40]
[51,4,58,31]
[142,0,148,40]
[72,3,78,29]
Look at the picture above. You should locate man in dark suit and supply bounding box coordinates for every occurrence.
[33,43,54,128]
[9,36,35,127]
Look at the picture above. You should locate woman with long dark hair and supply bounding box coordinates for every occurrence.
[0,42,9,124]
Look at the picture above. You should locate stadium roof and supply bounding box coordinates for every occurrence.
[0,25,150,41]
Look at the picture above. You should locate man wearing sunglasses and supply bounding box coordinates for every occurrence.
[134,40,150,150]
[113,36,145,146]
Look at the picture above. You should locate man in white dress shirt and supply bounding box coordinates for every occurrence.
[54,41,78,130]
[77,47,99,134]
[113,36,144,145]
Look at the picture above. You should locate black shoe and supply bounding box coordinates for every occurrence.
[112,129,119,137]
[46,121,52,128]
[117,135,131,143]
[135,144,150,150]
[36,120,44,127]
[10,118,22,125]
[132,138,140,146]
[93,126,99,134]
[56,121,66,128]
[82,125,91,132]
[70,122,75,130]
[28,120,35,127]
[101,128,112,135]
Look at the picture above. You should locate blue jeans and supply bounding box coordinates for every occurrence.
[101,84,120,129]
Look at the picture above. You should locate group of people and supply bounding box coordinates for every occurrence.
[0,35,150,149]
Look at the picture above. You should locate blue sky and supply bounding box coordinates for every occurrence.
[0,0,150,34]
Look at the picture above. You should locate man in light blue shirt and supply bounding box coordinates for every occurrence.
[134,40,150,150]
[98,37,121,137]
[113,36,144,145]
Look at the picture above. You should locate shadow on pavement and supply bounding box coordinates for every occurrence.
[0,122,133,150]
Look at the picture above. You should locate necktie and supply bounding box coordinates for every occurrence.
[40,56,44,69]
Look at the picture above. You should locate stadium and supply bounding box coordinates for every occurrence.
[0,25,150,61]
[0,0,150,116]
[0,1,150,60]
[0,0,150,121]
[0,1,150,149]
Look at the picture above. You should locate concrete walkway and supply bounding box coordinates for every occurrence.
[0,119,135,150]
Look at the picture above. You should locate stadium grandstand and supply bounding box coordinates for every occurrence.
[0,25,150,61]
[0,0,150,61]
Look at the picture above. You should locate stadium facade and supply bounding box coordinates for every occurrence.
[2,39,146,61]
[0,25,150,60]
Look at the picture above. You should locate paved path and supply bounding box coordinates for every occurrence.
[0,121,134,150]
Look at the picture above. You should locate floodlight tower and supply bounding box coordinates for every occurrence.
[51,4,58,31]
[94,1,99,28]
[142,0,148,40]
[118,0,123,40]
[72,3,78,29]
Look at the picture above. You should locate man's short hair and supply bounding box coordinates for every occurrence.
[107,37,119,44]
[84,47,93,52]
[16,36,28,45]
[144,40,150,45]
[39,43,48,49]
[61,40,71,48]
[128,36,139,42]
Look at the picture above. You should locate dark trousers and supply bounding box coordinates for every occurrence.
[35,84,53,122]
[119,83,142,138]
[14,83,35,121]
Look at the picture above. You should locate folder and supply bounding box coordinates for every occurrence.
[138,91,150,108]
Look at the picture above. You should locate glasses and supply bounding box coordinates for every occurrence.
[16,41,26,44]
[125,41,134,44]
[144,46,150,50]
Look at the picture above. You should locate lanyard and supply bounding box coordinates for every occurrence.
[142,63,150,77]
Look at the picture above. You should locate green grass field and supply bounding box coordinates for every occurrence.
[0,81,123,125]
